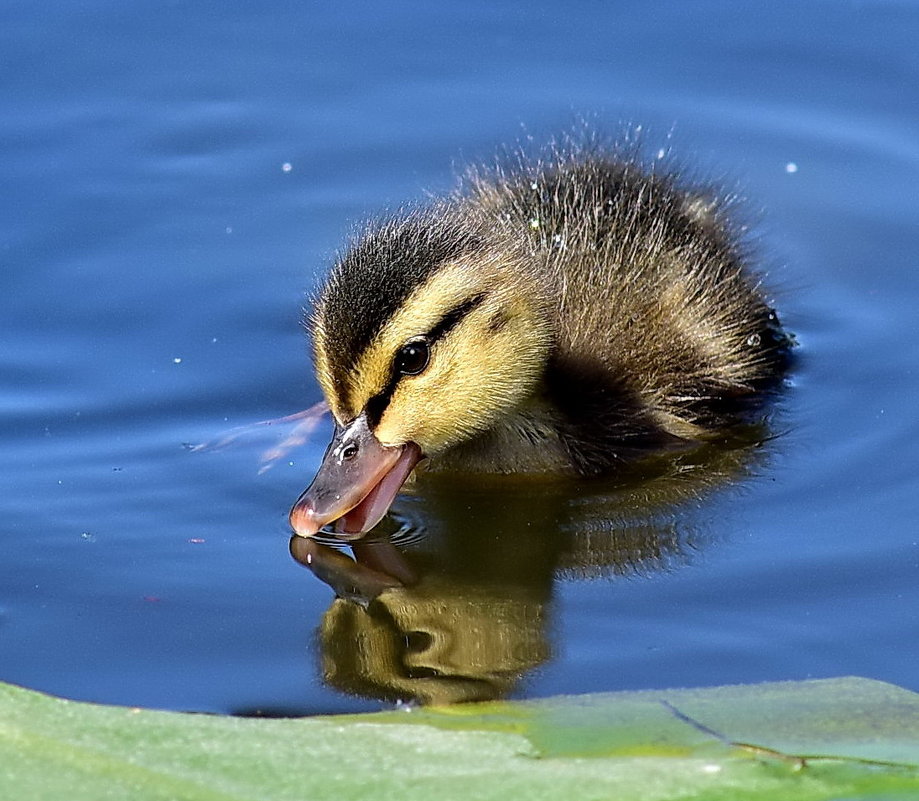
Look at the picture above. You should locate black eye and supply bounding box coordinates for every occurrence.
[396,339,430,376]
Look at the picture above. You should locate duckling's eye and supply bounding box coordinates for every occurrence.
[395,339,430,376]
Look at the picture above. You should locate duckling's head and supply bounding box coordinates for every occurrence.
[289,207,552,539]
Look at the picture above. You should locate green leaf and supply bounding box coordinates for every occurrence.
[1,676,918,801]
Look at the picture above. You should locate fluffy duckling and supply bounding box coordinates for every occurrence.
[290,146,792,539]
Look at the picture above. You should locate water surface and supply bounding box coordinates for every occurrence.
[2,1,918,714]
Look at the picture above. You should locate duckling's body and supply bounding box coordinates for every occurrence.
[291,148,791,538]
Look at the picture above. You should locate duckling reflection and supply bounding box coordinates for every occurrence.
[290,485,559,706]
[290,426,773,706]
[292,538,551,706]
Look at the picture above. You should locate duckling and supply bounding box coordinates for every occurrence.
[289,146,792,539]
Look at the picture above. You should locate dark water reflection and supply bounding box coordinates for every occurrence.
[290,429,772,705]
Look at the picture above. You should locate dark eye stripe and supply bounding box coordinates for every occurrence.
[423,293,487,343]
[364,292,488,429]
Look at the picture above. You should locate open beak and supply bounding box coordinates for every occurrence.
[289,414,423,539]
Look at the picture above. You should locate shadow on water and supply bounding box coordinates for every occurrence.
[287,424,779,707]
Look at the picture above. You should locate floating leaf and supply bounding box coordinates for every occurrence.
[1,677,917,800]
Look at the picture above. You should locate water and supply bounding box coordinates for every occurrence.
[2,1,918,715]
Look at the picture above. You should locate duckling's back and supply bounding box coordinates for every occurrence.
[466,155,792,474]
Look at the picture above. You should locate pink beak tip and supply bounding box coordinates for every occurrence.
[289,502,321,539]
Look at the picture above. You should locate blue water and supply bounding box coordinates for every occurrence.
[2,1,918,714]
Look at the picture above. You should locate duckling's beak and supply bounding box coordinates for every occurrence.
[289,414,423,539]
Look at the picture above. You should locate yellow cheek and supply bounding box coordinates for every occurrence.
[374,376,454,448]
[374,313,549,452]
[374,406,410,446]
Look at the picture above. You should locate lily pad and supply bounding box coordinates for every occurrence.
[1,676,917,800]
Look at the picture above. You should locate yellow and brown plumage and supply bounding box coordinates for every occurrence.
[289,146,792,539]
